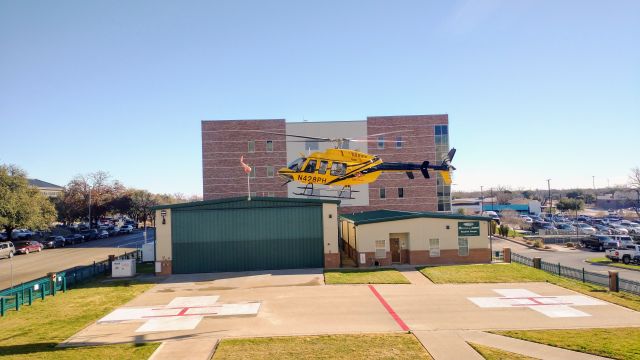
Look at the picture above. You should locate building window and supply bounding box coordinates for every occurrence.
[250,167,256,178]
[396,136,402,149]
[266,166,274,177]
[458,237,469,256]
[248,140,255,153]
[379,188,386,199]
[377,136,384,149]
[398,187,404,198]
[435,124,451,212]
[305,141,319,151]
[267,192,275,197]
[318,161,328,175]
[429,238,440,257]
[250,192,257,197]
[266,140,273,152]
[339,140,350,149]
[375,240,386,259]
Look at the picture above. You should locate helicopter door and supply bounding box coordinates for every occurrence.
[304,159,317,173]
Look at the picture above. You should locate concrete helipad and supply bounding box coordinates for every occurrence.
[62,268,640,359]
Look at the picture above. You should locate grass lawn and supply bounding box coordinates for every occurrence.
[0,279,158,359]
[468,343,538,360]
[418,263,640,312]
[587,257,640,271]
[324,268,411,284]
[493,328,640,360]
[213,333,432,360]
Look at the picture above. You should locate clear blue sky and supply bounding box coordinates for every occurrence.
[1,0,638,195]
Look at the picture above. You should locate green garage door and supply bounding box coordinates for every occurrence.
[171,201,324,273]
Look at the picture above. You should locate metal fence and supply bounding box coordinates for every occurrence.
[511,251,640,296]
[0,249,141,317]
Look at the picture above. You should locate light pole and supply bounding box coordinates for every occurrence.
[546,179,552,216]
[480,186,484,214]
[88,185,92,229]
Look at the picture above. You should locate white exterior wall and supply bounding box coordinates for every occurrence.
[154,208,172,262]
[353,218,489,253]
[322,203,339,254]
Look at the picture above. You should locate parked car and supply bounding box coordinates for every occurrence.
[610,235,635,248]
[124,220,138,229]
[108,226,120,236]
[576,223,597,235]
[13,240,43,254]
[0,241,15,259]
[119,225,133,234]
[605,244,640,264]
[80,229,99,241]
[581,235,619,251]
[608,224,629,235]
[519,215,533,223]
[11,229,33,240]
[555,223,576,234]
[64,234,84,245]
[42,236,66,249]
[620,221,640,234]
[594,224,613,235]
[97,230,109,239]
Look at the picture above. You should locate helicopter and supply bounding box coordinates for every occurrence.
[259,131,457,199]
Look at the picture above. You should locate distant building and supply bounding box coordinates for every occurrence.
[452,197,541,215]
[28,179,64,198]
[596,191,639,210]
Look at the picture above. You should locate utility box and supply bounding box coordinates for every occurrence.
[112,259,136,277]
[142,242,155,262]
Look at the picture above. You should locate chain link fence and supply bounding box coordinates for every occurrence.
[0,249,141,316]
[512,251,639,296]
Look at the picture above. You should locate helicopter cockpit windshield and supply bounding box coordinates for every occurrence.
[287,157,306,171]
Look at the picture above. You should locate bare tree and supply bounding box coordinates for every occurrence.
[630,167,640,218]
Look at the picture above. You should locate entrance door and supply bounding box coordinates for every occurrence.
[390,238,401,263]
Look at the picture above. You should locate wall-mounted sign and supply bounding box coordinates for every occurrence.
[161,209,167,225]
[458,221,480,236]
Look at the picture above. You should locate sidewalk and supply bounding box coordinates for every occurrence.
[461,331,609,360]
[392,266,433,285]
[149,338,219,360]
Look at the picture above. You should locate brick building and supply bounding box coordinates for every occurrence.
[202,115,451,213]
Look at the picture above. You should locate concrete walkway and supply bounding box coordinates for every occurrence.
[148,338,219,360]
[393,266,434,285]
[413,331,483,360]
[461,331,609,360]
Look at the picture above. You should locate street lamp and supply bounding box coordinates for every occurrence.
[480,186,484,214]
[546,179,552,216]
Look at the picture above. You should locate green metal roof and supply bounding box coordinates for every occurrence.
[152,196,340,211]
[340,209,490,225]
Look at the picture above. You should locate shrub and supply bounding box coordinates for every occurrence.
[565,242,575,248]
[533,239,544,248]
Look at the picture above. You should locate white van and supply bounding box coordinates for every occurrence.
[611,235,634,248]
[0,241,15,259]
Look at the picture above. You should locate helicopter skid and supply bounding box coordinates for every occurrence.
[294,184,357,199]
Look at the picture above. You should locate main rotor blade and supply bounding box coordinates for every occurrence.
[248,130,332,142]
[366,130,408,137]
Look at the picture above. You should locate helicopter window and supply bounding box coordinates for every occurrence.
[304,159,317,173]
[287,158,305,171]
[318,161,328,175]
[330,162,347,176]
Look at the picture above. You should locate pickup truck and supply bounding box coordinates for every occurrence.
[605,244,640,265]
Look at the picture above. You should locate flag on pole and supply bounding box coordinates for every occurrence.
[240,156,252,174]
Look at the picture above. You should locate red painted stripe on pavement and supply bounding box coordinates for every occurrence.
[368,285,410,331]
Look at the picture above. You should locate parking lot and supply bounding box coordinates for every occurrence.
[492,237,640,283]
[0,229,152,290]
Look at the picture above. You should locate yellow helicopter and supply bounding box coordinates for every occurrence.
[262,132,456,199]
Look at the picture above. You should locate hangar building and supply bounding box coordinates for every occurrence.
[153,197,340,275]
